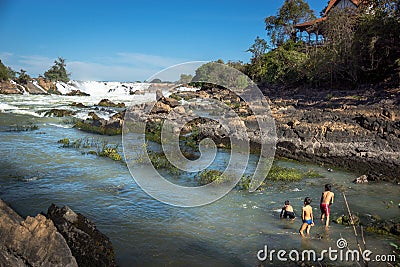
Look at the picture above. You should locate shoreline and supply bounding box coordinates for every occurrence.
[1,81,399,183]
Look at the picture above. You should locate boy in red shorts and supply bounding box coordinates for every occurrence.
[320,183,334,227]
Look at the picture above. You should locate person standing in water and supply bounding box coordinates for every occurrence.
[320,183,334,227]
[280,200,295,219]
[299,197,314,237]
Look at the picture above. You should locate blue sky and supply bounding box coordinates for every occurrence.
[0,0,327,81]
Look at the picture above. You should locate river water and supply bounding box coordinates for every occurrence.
[0,94,399,266]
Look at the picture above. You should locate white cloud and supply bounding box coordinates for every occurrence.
[115,52,185,68]
[0,54,52,76]
[0,52,189,81]
[68,61,156,82]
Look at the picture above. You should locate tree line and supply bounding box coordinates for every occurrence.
[242,0,399,88]
[0,57,70,84]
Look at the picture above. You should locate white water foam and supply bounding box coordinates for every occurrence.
[56,80,150,97]
[47,123,74,129]
[0,103,20,111]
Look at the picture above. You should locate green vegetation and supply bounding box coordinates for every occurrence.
[197,165,322,189]
[192,61,249,90]
[75,120,122,135]
[57,137,123,161]
[239,0,400,88]
[168,93,183,101]
[334,214,360,226]
[44,57,70,83]
[180,126,201,151]
[8,123,39,132]
[147,151,180,174]
[264,0,315,46]
[57,138,70,147]
[15,69,31,85]
[266,165,304,181]
[150,78,162,83]
[195,169,232,186]
[145,120,163,143]
[132,143,180,174]
[0,60,14,81]
[98,147,122,161]
[178,73,193,84]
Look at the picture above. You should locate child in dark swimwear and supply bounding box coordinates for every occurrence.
[299,197,314,237]
[280,200,295,219]
[320,183,334,227]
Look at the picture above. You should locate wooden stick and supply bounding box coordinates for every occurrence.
[342,192,366,266]
[361,225,366,250]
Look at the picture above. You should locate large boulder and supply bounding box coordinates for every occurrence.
[37,77,61,94]
[75,111,123,135]
[98,99,125,108]
[0,80,24,94]
[47,204,116,267]
[66,89,90,96]
[0,199,78,267]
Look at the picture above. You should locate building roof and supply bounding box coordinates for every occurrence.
[295,0,364,32]
[324,0,363,16]
[295,17,326,31]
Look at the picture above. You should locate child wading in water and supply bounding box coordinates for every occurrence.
[299,197,314,237]
[280,200,295,219]
[320,183,334,227]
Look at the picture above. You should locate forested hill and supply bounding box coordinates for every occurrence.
[231,0,400,90]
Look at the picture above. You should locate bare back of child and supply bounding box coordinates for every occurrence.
[299,197,314,237]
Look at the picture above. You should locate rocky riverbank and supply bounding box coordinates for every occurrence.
[124,85,400,183]
[0,199,116,267]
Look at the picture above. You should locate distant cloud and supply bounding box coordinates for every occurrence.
[68,61,155,82]
[0,54,52,76]
[0,52,189,81]
[115,52,185,68]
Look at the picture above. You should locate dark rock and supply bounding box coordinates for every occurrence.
[0,199,78,266]
[163,97,180,108]
[98,99,125,108]
[66,90,90,96]
[365,219,400,237]
[156,89,164,101]
[88,111,101,121]
[74,111,123,135]
[70,102,87,108]
[333,214,360,226]
[44,109,76,117]
[47,204,116,267]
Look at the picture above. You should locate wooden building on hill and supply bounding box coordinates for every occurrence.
[295,0,363,44]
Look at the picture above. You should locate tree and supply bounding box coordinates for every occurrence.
[0,60,9,81]
[353,0,400,82]
[0,60,16,81]
[246,36,268,60]
[265,0,315,47]
[192,61,249,89]
[44,57,70,82]
[16,69,31,84]
[178,74,193,84]
[150,78,162,83]
[7,67,16,80]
